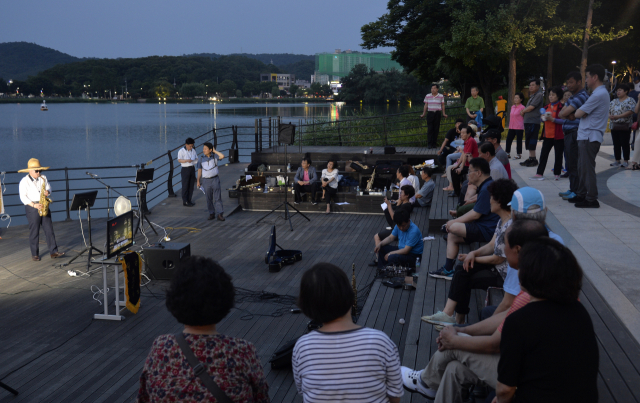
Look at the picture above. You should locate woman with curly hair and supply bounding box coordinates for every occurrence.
[422,178,518,326]
[136,256,270,403]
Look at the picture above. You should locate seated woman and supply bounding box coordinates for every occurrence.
[293,263,403,403]
[370,185,415,266]
[497,238,598,403]
[315,160,340,214]
[136,256,269,403]
[423,178,518,325]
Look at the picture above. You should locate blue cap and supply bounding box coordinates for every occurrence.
[539,108,547,114]
[508,187,545,213]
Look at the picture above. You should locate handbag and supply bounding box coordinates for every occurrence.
[612,122,629,131]
[174,333,233,403]
[631,121,638,131]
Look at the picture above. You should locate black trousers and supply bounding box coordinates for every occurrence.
[438,145,457,167]
[536,137,565,176]
[317,185,338,204]
[26,205,58,257]
[611,129,631,161]
[505,129,523,155]
[451,166,468,196]
[427,110,442,148]
[180,166,196,203]
[564,128,579,193]
[294,182,318,202]
[447,263,503,315]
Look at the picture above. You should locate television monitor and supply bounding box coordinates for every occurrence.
[135,168,154,182]
[107,210,134,259]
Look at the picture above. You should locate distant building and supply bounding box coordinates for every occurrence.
[294,79,311,89]
[260,73,296,90]
[314,50,403,80]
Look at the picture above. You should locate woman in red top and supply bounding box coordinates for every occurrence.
[450,125,479,196]
[532,87,565,180]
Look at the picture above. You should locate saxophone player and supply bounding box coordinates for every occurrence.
[18,158,64,261]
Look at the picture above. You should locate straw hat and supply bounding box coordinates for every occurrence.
[18,158,50,173]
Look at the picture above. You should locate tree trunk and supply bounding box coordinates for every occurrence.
[507,45,517,128]
[478,72,494,117]
[547,44,554,97]
[580,0,595,82]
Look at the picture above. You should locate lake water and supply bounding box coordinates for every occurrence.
[0,102,411,225]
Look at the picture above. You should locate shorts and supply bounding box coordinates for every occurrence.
[524,123,541,151]
[464,221,487,243]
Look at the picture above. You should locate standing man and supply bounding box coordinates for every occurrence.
[421,84,448,149]
[197,142,225,221]
[519,79,544,167]
[18,158,65,261]
[558,72,589,201]
[465,87,484,129]
[570,64,610,208]
[177,137,198,207]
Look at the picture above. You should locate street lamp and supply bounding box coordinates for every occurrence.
[612,61,617,92]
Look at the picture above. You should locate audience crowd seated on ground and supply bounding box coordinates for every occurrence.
[375,209,423,270]
[396,165,417,204]
[293,157,318,205]
[292,263,403,403]
[447,126,479,197]
[137,256,270,403]
[370,185,416,267]
[430,158,499,280]
[415,168,435,208]
[401,219,550,403]
[438,118,466,167]
[423,178,518,326]
[480,142,509,182]
[315,160,340,214]
[495,237,598,403]
[483,131,511,179]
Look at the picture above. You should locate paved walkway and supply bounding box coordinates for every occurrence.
[511,143,640,345]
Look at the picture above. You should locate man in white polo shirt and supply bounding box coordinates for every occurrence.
[177,137,198,207]
[421,84,448,149]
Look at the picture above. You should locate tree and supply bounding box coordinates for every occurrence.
[289,84,299,97]
[154,80,173,98]
[219,79,236,96]
[235,89,242,98]
[271,86,280,98]
[242,81,259,96]
[179,82,205,97]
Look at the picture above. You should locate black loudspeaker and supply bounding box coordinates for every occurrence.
[144,242,191,280]
[229,148,239,163]
[278,123,295,145]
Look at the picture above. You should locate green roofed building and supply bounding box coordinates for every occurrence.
[313,50,403,84]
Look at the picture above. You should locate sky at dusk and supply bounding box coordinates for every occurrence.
[2,0,394,58]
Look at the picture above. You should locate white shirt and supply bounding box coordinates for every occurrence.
[19,174,51,206]
[177,147,198,168]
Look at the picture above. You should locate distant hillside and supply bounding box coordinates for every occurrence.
[188,53,316,80]
[0,42,81,81]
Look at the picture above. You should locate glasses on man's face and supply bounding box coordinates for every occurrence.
[34,170,42,174]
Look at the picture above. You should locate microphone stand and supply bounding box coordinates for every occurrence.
[86,172,124,220]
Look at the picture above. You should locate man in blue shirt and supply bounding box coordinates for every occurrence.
[569,64,610,208]
[559,71,590,201]
[375,209,423,269]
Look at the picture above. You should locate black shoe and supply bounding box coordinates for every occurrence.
[208,214,215,220]
[189,201,195,206]
[528,159,539,167]
[567,195,585,203]
[519,158,531,166]
[217,214,225,221]
[560,172,570,178]
[575,199,600,208]
[448,192,458,197]
[183,202,193,207]
[368,261,378,267]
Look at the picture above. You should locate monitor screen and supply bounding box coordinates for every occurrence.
[107,210,134,259]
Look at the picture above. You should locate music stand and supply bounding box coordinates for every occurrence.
[129,168,157,237]
[67,191,102,273]
[256,123,310,231]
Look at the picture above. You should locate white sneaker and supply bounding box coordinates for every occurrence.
[610,162,621,167]
[421,311,456,325]
[401,367,437,399]
[621,162,629,168]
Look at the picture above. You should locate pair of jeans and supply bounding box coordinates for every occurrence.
[505,129,523,155]
[427,110,442,148]
[536,138,565,176]
[447,263,504,315]
[446,152,461,168]
[611,129,631,161]
[451,166,468,196]
[438,145,457,167]
[564,128,579,192]
[377,244,421,270]
[576,140,601,201]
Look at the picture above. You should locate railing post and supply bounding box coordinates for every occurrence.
[64,167,71,221]
[167,150,176,197]
[313,119,316,146]
[268,117,272,149]
[255,119,259,153]
[259,118,263,152]
[139,164,150,214]
[383,115,388,146]
[338,120,342,146]
[230,125,239,163]
[213,128,217,149]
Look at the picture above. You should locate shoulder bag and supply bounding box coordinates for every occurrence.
[174,333,234,403]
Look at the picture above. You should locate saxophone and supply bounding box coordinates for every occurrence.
[366,170,376,191]
[39,177,52,217]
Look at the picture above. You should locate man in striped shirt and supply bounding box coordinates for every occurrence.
[421,84,448,149]
[558,71,590,201]
[401,220,548,403]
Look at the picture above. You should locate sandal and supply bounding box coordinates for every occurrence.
[513,155,522,160]
[507,154,511,158]
[633,164,640,171]
[443,187,453,191]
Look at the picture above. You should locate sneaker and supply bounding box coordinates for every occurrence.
[560,172,570,178]
[610,161,621,167]
[528,158,539,167]
[575,199,600,208]
[433,323,455,332]
[559,189,572,197]
[428,265,454,280]
[513,155,522,160]
[555,175,560,181]
[421,311,456,325]
[519,158,531,166]
[529,175,545,181]
[621,162,629,168]
[311,201,318,205]
[400,367,437,400]
[294,201,300,204]
[562,192,576,200]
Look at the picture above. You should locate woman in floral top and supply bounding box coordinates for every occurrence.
[136,256,270,403]
[609,84,637,167]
